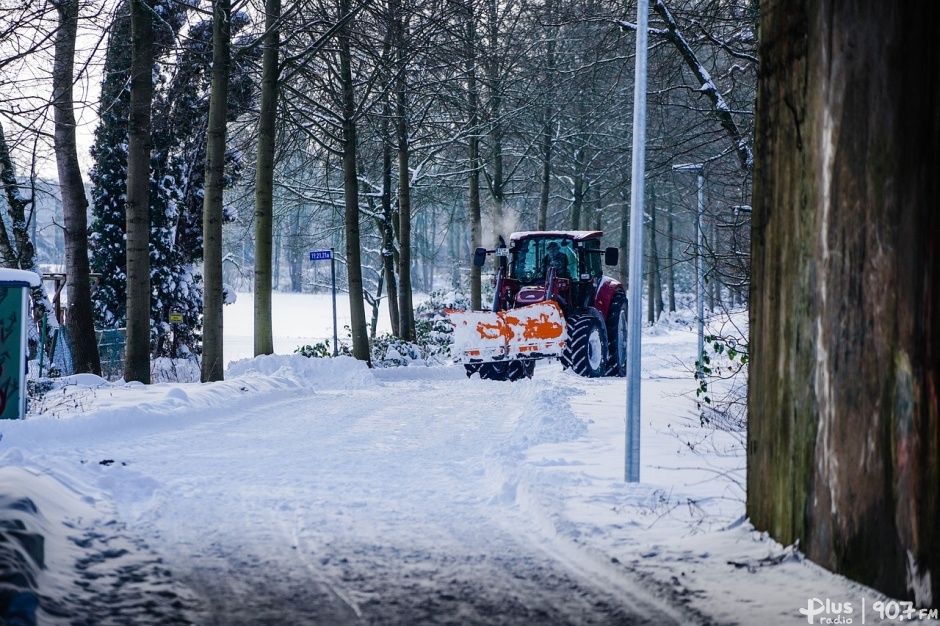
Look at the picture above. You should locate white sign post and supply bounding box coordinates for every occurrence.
[309,249,338,356]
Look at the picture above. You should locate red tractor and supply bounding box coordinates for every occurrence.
[449,230,627,381]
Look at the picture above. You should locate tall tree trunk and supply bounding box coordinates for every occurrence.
[593,186,602,231]
[273,220,280,289]
[749,0,940,605]
[464,0,482,310]
[488,131,504,240]
[339,0,370,363]
[484,0,504,242]
[536,0,556,232]
[0,125,19,269]
[288,207,303,292]
[53,0,101,375]
[369,271,384,340]
[200,0,231,382]
[381,112,400,335]
[253,0,280,357]
[706,219,717,311]
[712,219,723,310]
[377,4,400,334]
[646,185,663,323]
[570,147,584,230]
[666,195,675,312]
[537,122,551,231]
[395,0,415,342]
[124,0,154,384]
[617,190,628,287]
[424,205,436,292]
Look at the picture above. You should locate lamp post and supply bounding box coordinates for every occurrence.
[624,0,649,484]
[672,163,705,378]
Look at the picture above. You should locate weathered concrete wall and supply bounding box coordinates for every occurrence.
[748,0,939,606]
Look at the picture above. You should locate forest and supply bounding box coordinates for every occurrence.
[0,0,756,380]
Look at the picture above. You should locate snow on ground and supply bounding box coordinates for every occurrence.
[0,293,934,624]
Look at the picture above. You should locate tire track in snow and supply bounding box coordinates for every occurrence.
[73,371,700,624]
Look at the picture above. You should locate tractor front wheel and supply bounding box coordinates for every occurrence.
[561,313,607,378]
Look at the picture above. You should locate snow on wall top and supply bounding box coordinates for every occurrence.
[0,269,41,287]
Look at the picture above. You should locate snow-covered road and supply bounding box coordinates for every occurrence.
[57,365,693,624]
[1,308,925,625]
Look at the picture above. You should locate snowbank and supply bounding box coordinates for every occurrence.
[226,354,376,389]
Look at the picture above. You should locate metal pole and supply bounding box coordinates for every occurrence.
[331,248,338,357]
[625,0,649,483]
[696,173,705,377]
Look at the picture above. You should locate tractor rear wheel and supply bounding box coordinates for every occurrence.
[605,294,627,377]
[561,313,607,377]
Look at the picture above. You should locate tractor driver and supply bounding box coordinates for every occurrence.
[543,241,571,279]
[560,238,577,272]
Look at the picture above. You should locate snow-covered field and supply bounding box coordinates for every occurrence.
[0,293,932,624]
[223,290,390,363]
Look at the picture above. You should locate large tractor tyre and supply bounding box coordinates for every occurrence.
[605,294,627,377]
[468,360,534,382]
[561,313,608,378]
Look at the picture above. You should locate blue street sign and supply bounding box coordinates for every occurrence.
[309,250,332,261]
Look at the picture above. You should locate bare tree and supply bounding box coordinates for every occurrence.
[338,0,371,362]
[201,0,232,382]
[124,0,154,384]
[253,0,281,357]
[461,0,483,310]
[390,0,415,341]
[536,0,557,232]
[52,0,101,375]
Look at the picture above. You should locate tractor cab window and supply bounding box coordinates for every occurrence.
[511,237,577,284]
[582,239,602,279]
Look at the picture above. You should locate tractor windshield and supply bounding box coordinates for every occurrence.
[510,237,578,285]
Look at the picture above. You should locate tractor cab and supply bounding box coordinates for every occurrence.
[500,232,608,314]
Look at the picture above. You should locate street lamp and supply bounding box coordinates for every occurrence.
[624,0,650,484]
[672,163,705,379]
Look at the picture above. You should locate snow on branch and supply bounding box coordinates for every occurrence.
[653,0,753,173]
[616,2,754,174]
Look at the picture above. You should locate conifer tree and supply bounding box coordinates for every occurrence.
[90,3,254,361]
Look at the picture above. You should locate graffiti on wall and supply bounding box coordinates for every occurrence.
[0,286,24,419]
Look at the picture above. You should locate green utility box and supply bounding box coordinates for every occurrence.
[0,270,40,419]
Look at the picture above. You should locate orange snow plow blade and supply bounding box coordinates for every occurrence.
[447,301,567,364]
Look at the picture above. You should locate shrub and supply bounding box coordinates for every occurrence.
[295,339,352,359]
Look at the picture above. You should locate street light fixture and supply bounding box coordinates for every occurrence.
[672,163,705,379]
